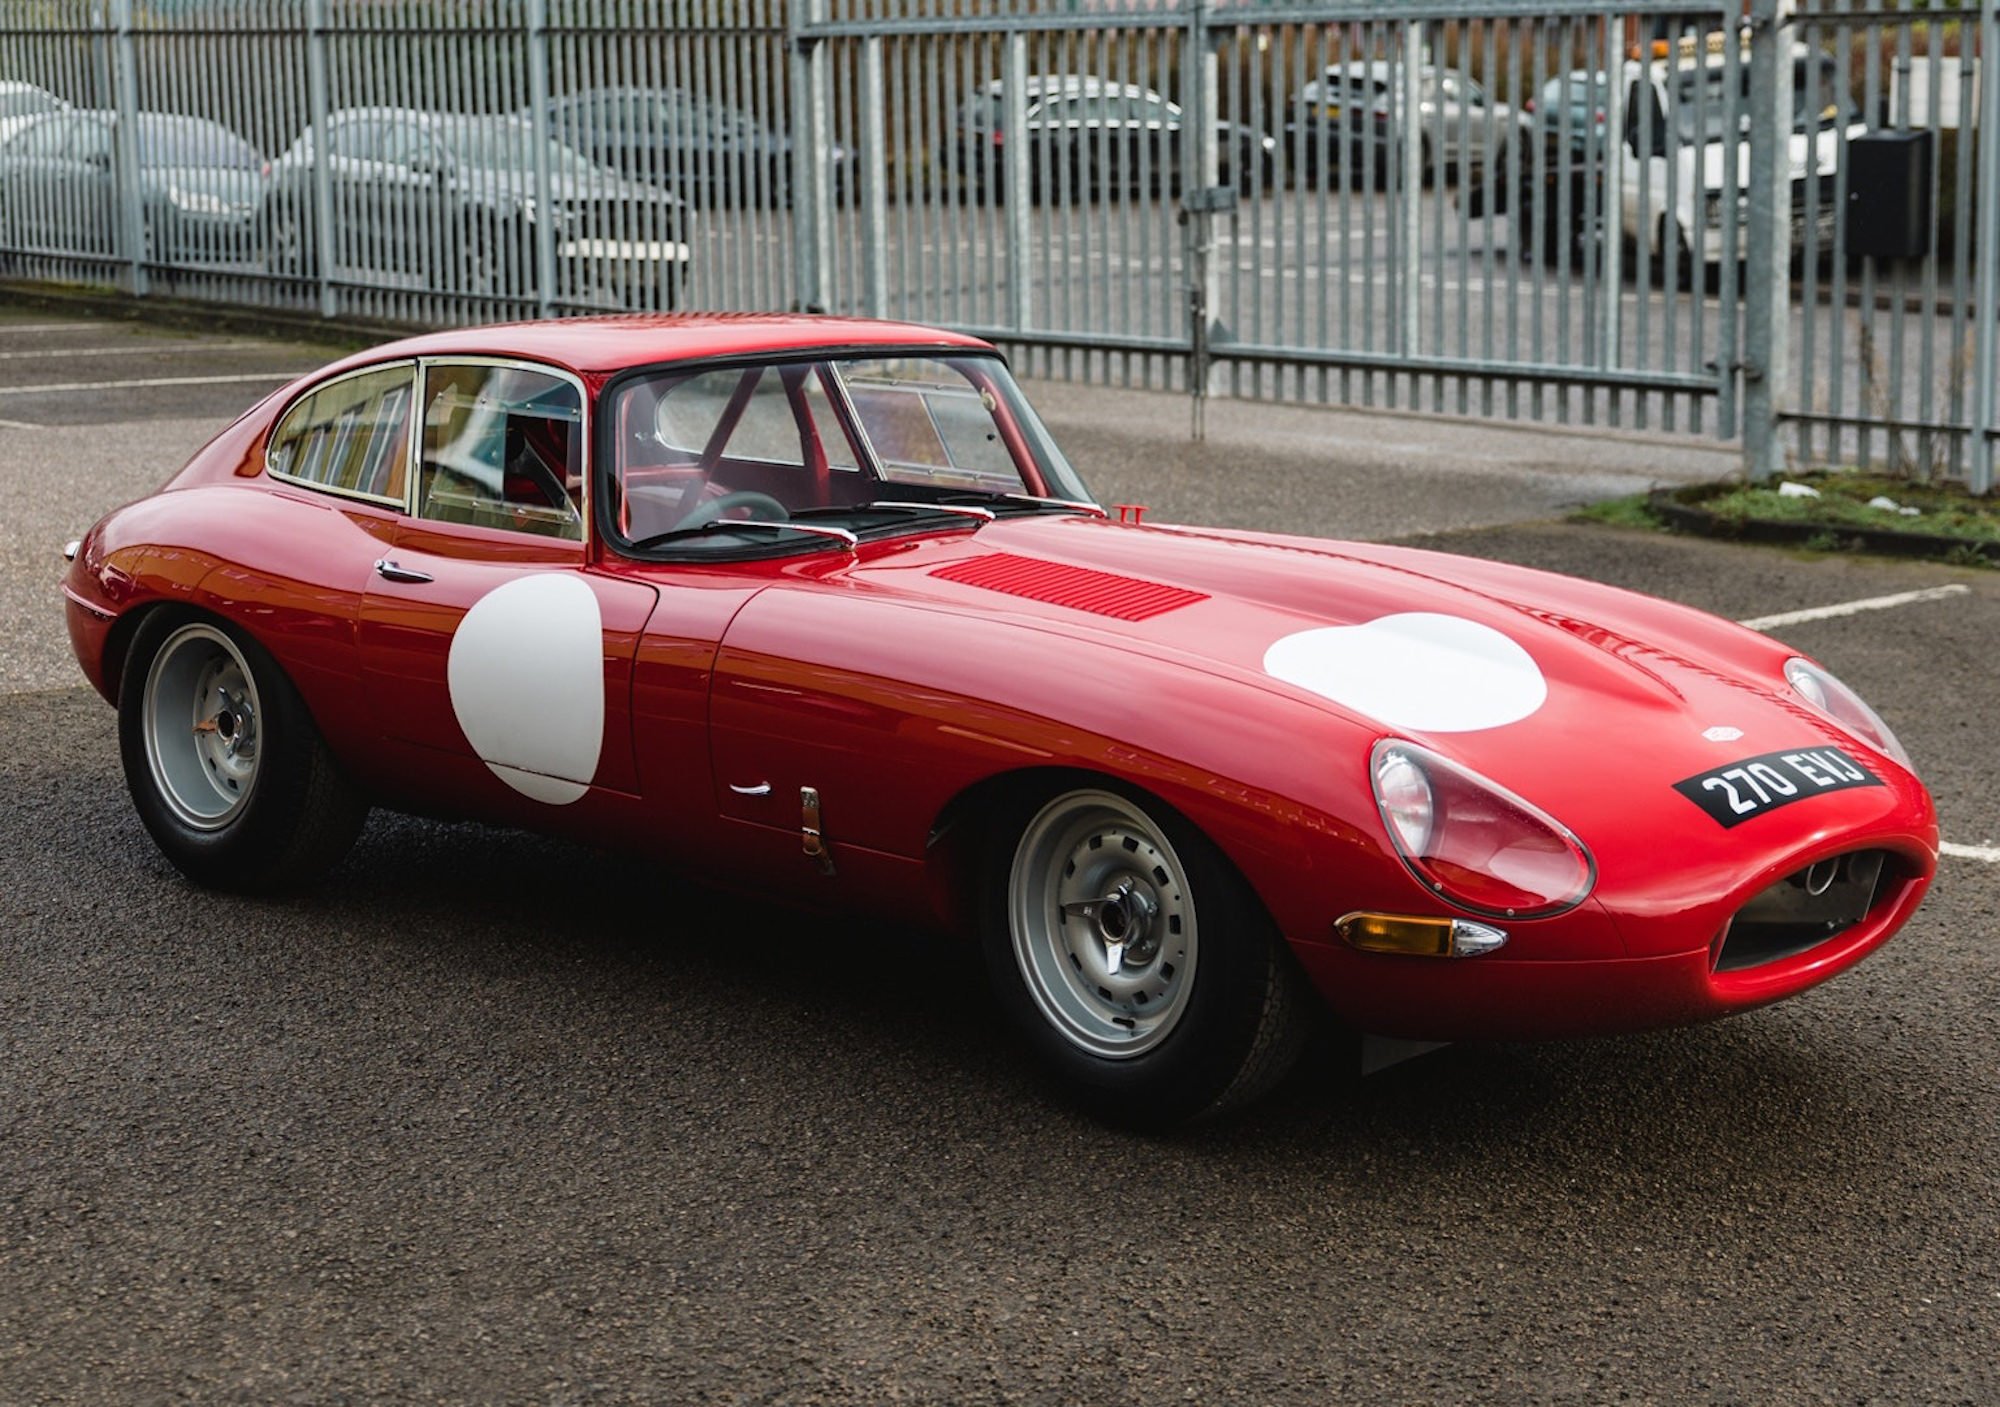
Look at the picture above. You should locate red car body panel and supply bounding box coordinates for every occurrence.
[64,315,1938,1045]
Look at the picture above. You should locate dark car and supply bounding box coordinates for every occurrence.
[1289,62,1521,189]
[534,86,842,208]
[260,107,688,308]
[954,76,1275,202]
[0,109,266,263]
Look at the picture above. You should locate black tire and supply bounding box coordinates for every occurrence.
[980,782,1309,1127]
[118,610,367,892]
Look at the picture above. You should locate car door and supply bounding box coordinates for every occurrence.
[0,113,76,247]
[356,356,659,816]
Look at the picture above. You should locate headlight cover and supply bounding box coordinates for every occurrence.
[1370,740,1595,919]
[1785,658,1912,769]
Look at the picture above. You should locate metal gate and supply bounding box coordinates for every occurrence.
[1,0,1994,485]
[795,0,1749,441]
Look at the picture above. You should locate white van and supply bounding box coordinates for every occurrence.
[1514,34,1860,277]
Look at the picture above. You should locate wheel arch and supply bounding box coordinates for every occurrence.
[920,763,1288,946]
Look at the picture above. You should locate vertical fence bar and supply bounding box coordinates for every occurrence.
[1973,0,1999,493]
[1002,30,1030,335]
[527,0,554,319]
[789,0,829,312]
[1398,18,1421,360]
[1598,14,1620,389]
[305,0,335,319]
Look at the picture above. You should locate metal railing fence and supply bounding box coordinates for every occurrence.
[0,0,1993,487]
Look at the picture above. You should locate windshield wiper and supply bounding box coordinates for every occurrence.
[937,490,1106,517]
[628,519,858,553]
[790,500,997,524]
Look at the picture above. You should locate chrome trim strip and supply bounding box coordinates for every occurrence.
[868,500,996,522]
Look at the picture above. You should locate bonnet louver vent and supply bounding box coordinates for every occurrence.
[930,553,1208,621]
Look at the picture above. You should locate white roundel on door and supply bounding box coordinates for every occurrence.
[1263,612,1547,732]
[447,573,604,805]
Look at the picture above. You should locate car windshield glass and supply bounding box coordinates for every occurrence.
[1670,54,1848,140]
[607,352,1094,555]
[0,89,61,119]
[136,115,261,169]
[441,118,603,176]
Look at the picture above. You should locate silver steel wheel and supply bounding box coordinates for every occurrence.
[141,622,262,831]
[1008,790,1198,1060]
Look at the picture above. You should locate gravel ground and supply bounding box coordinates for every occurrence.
[2,307,1995,1404]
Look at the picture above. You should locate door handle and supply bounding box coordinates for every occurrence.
[374,558,433,584]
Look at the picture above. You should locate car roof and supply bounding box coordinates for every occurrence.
[314,314,997,382]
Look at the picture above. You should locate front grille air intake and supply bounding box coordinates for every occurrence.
[1713,849,1893,972]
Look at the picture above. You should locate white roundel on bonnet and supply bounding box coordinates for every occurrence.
[447,573,604,805]
[1263,612,1547,732]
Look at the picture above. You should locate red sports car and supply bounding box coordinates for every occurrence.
[62,315,1937,1124]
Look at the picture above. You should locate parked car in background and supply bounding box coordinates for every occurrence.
[1289,62,1521,187]
[0,109,266,263]
[954,75,1275,202]
[534,86,843,208]
[1506,37,1859,275]
[261,107,689,308]
[0,79,68,147]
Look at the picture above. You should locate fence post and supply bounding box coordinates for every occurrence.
[859,36,887,318]
[305,0,335,319]
[109,0,145,297]
[1598,14,1623,377]
[526,0,554,319]
[1002,32,1031,334]
[788,0,831,313]
[1972,0,1999,494]
[1183,0,1223,438]
[1742,0,1794,482]
[1399,19,1423,361]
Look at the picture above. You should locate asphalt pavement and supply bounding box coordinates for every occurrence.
[2,305,1996,1404]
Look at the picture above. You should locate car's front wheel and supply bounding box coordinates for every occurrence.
[119,611,367,891]
[982,784,1309,1126]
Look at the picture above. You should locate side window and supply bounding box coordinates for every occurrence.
[378,123,436,169]
[68,119,110,165]
[418,363,583,540]
[327,118,385,161]
[267,363,416,502]
[16,115,71,158]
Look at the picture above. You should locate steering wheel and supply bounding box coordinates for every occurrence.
[673,489,790,531]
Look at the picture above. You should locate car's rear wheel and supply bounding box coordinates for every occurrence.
[120,612,367,891]
[982,784,1309,1126]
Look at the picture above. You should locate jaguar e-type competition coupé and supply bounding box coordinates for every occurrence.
[63,316,1937,1124]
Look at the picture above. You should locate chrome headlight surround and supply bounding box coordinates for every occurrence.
[1785,658,1912,770]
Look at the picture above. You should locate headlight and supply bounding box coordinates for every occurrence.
[1370,740,1595,919]
[1785,658,1911,769]
[165,185,234,216]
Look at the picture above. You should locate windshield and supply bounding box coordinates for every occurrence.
[136,115,261,170]
[606,352,1094,556]
[0,88,62,120]
[1670,54,1850,142]
[440,118,606,177]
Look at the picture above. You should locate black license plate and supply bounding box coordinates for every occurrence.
[1673,746,1882,828]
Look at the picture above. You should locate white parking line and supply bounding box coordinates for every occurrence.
[0,415,44,430]
[0,340,266,362]
[0,371,297,397]
[1941,842,2000,863]
[0,322,116,334]
[1737,584,1972,632]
